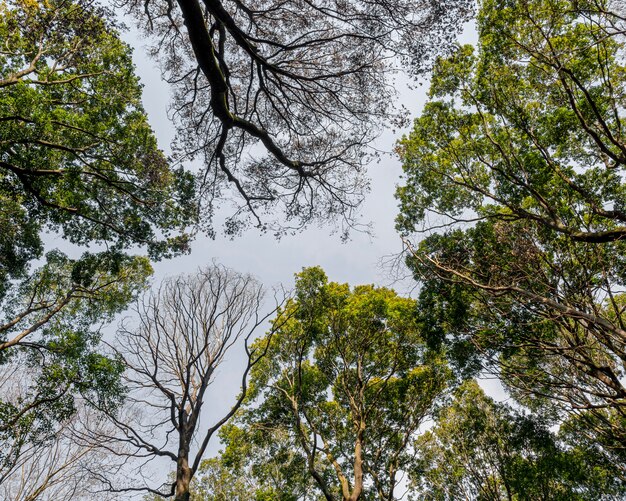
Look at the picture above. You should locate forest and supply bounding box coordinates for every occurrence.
[1,0,625,499]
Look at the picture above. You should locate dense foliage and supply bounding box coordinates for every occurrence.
[220,267,450,501]
[412,381,626,500]
[397,0,626,464]
[0,0,192,485]
[0,0,195,265]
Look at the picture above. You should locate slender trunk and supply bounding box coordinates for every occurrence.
[347,423,365,501]
[175,454,192,501]
[387,469,396,501]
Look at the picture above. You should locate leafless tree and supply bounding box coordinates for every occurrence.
[0,384,122,501]
[121,0,472,236]
[88,264,284,501]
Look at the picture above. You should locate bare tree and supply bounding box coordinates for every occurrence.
[88,264,283,501]
[0,384,122,501]
[121,0,472,235]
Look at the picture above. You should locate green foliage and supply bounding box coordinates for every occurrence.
[0,0,195,272]
[396,0,626,457]
[192,457,257,500]
[213,422,319,500]
[412,381,626,500]
[222,267,451,500]
[0,250,152,473]
[397,0,626,242]
[143,456,261,501]
[0,0,191,480]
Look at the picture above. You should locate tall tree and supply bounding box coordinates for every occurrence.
[227,267,450,501]
[122,0,473,235]
[0,0,194,490]
[396,0,626,454]
[87,264,281,501]
[411,381,626,501]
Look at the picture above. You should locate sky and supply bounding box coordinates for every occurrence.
[125,43,418,293]
[111,18,499,483]
[120,28,423,464]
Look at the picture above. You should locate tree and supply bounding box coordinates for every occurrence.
[0,399,123,501]
[396,0,626,452]
[0,0,194,488]
[227,267,450,501]
[88,264,281,501]
[0,0,194,267]
[411,381,626,501]
[121,0,473,235]
[0,251,153,488]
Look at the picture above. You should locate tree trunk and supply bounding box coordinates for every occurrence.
[175,455,192,501]
[347,425,365,501]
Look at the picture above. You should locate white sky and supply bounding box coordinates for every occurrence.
[124,43,416,291]
[111,18,494,488]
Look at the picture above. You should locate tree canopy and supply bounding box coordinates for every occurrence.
[0,0,193,487]
[123,0,473,235]
[396,0,626,458]
[0,250,153,489]
[223,267,450,501]
[0,0,195,265]
[412,380,626,500]
[5,0,626,498]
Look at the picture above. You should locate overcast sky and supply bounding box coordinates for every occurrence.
[126,42,419,293]
[112,21,494,480]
